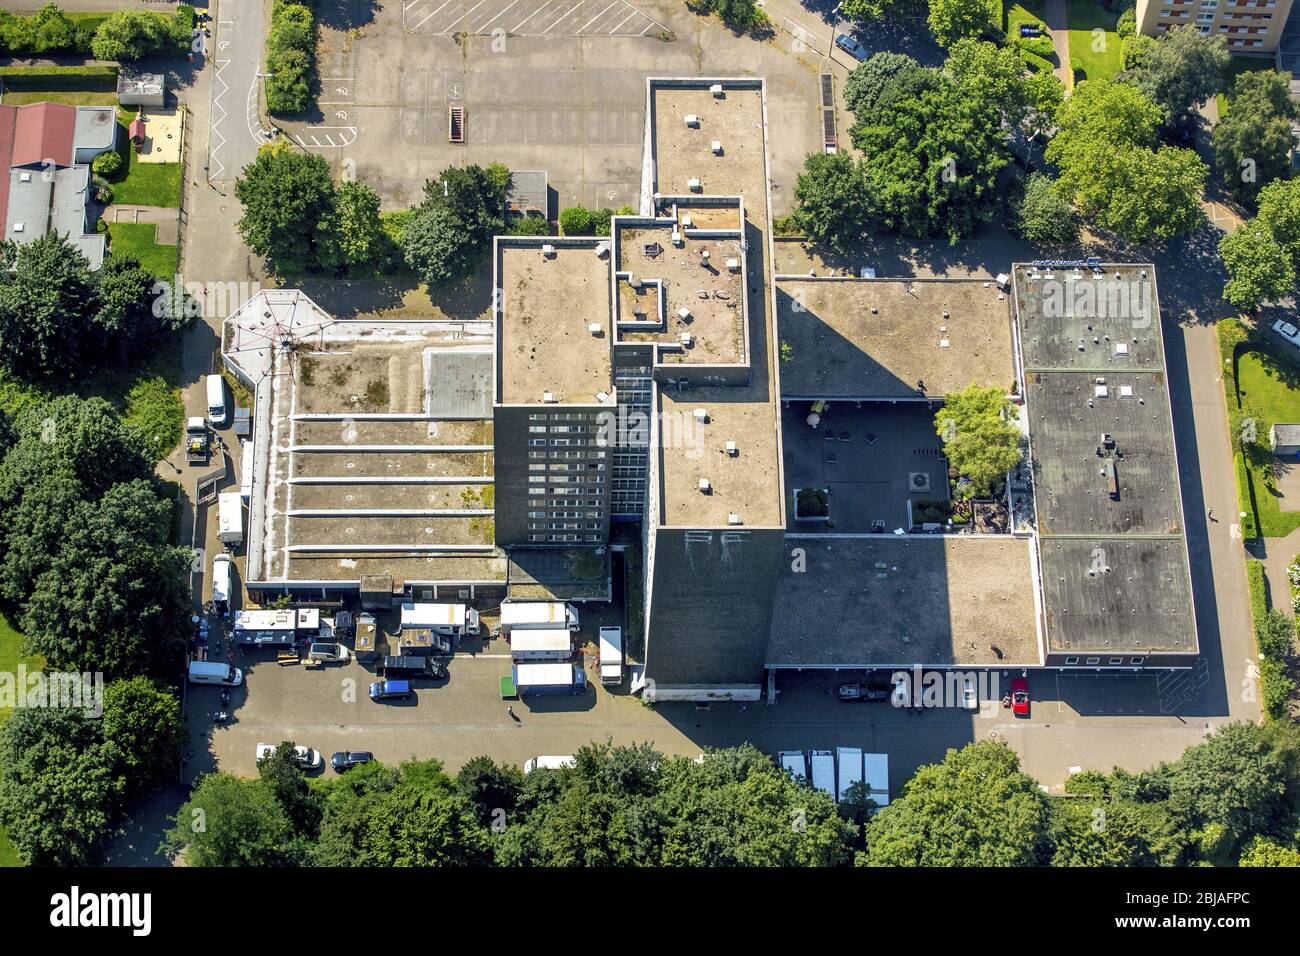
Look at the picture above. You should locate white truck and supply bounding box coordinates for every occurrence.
[499,601,579,634]
[863,753,890,811]
[523,755,576,773]
[211,553,234,616]
[217,492,244,547]
[399,602,480,637]
[810,750,835,797]
[509,628,573,662]
[779,751,808,783]
[836,746,863,802]
[188,660,242,686]
[598,626,624,685]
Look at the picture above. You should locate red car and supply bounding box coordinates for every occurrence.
[1010,678,1030,717]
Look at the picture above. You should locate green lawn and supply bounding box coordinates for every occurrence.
[0,610,41,868]
[1232,344,1300,537]
[110,110,182,208]
[0,90,117,107]
[1065,0,1122,84]
[107,222,179,280]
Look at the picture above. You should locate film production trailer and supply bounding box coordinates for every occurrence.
[498,601,579,634]
[217,492,244,547]
[836,747,864,802]
[509,628,573,662]
[779,751,808,783]
[399,602,481,639]
[512,662,587,696]
[810,750,835,797]
[231,608,298,647]
[211,553,235,617]
[863,753,890,811]
[598,626,624,685]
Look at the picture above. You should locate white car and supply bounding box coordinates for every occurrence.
[960,674,980,711]
[255,743,323,770]
[307,642,350,663]
[1272,320,1300,348]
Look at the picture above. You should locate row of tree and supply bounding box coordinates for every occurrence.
[162,722,1300,867]
[0,4,194,60]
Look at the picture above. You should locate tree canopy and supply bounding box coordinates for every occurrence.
[1218,220,1296,313]
[1214,70,1300,202]
[400,164,510,287]
[926,0,1000,48]
[1118,24,1228,129]
[790,152,873,253]
[235,143,338,273]
[935,383,1022,499]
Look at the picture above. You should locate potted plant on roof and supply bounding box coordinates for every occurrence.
[794,486,830,522]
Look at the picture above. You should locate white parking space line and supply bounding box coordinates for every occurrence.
[578,0,618,30]
[542,0,584,32]
[410,0,457,31]
[608,9,637,32]
[512,0,556,32]
[461,0,493,25]
[476,0,521,30]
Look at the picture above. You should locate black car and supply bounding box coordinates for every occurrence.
[331,751,374,773]
[382,655,447,680]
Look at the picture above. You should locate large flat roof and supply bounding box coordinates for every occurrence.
[495,238,612,406]
[650,82,768,204]
[775,279,1017,399]
[767,536,1040,668]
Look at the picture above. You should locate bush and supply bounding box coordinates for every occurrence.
[559,205,599,235]
[1015,35,1053,59]
[90,9,189,61]
[508,214,550,236]
[1020,49,1055,74]
[265,2,315,115]
[1117,7,1136,38]
[92,151,123,178]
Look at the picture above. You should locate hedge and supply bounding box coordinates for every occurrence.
[0,64,118,91]
[1016,35,1053,59]
[1247,559,1268,623]
[265,0,315,115]
[1020,50,1055,75]
[1236,451,1260,540]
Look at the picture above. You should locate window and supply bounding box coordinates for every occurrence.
[1065,656,1079,665]
[1130,657,1145,665]
[1109,657,1123,665]
[1086,656,1100,665]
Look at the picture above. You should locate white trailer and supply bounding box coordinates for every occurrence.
[863,753,890,810]
[239,439,254,500]
[217,492,244,546]
[524,755,575,773]
[779,751,808,783]
[836,747,863,802]
[499,601,579,633]
[510,628,573,662]
[399,602,480,637]
[232,608,297,646]
[810,750,835,797]
[598,626,623,685]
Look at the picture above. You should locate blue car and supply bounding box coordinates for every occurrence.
[369,679,412,701]
[834,33,869,62]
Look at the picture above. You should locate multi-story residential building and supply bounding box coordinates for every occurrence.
[1136,0,1294,53]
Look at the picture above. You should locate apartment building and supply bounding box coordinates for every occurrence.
[1137,0,1293,53]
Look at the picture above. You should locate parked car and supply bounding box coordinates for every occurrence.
[255,743,323,770]
[331,751,374,773]
[834,33,869,61]
[960,673,980,711]
[1273,320,1300,348]
[838,682,890,702]
[308,642,350,663]
[382,655,447,680]
[369,679,412,702]
[1010,677,1030,717]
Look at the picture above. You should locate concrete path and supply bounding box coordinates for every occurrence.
[1254,527,1300,616]
[1043,0,1072,93]
[104,203,176,224]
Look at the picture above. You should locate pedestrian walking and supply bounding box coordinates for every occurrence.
[1208,508,1217,523]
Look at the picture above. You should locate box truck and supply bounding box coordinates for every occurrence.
[399,602,480,638]
[499,601,579,633]
[863,753,890,810]
[524,755,576,773]
[188,660,242,686]
[211,553,234,616]
[836,746,863,802]
[217,492,244,547]
[598,626,623,685]
[779,751,808,783]
[512,662,587,696]
[810,750,835,797]
[509,628,573,662]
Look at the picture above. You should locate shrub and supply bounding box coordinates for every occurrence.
[264,2,315,115]
[91,9,188,61]
[508,214,550,236]
[1015,35,1053,59]
[1019,49,1055,75]
[559,205,598,235]
[1117,7,1136,38]
[92,151,123,178]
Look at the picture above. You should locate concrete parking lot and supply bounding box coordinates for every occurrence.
[267,0,824,213]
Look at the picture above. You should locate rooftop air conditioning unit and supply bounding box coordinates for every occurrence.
[700,250,711,264]
[726,258,740,272]
[589,323,603,336]
[682,214,693,227]
[671,228,683,246]
[11,222,23,233]
[1115,342,1129,355]
[711,140,722,154]
[688,178,702,192]
[710,84,724,97]
[725,440,737,456]
[1094,384,1109,398]
[680,333,694,346]
[699,478,712,493]
[18,172,30,183]
[1118,385,1134,398]
[541,244,556,257]
[678,306,692,320]
[693,408,708,422]
[543,392,557,403]
[684,114,699,127]
[728,514,742,525]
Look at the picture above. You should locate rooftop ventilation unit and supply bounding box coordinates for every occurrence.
[1094,384,1109,398]
[728,513,742,525]
[726,258,740,272]
[681,214,694,227]
[671,228,683,246]
[1115,342,1129,355]
[589,323,603,336]
[725,440,738,456]
[541,244,556,258]
[693,408,708,422]
[699,478,712,493]
[687,178,702,192]
[18,172,30,183]
[542,392,557,403]
[939,339,950,349]
[678,306,692,320]
[1118,385,1134,398]
[595,241,609,259]
[684,114,700,127]
[680,332,694,346]
[628,276,641,289]
[11,222,23,233]
[700,249,711,264]
[710,84,724,97]
[711,140,722,154]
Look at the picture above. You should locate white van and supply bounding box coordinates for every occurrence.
[211,553,234,616]
[188,660,242,686]
[598,626,623,685]
[523,755,575,773]
[206,374,228,427]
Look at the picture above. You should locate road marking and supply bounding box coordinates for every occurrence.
[411,0,457,31]
[208,59,232,182]
[477,0,521,29]
[543,0,584,32]
[578,0,618,31]
[512,1,556,32]
[608,9,637,32]
[460,0,493,26]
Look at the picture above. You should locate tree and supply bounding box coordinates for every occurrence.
[852,66,1009,240]
[102,677,188,791]
[688,0,768,32]
[559,205,600,235]
[0,706,125,865]
[164,773,296,866]
[401,204,479,288]
[841,0,923,22]
[790,153,873,253]
[0,234,98,381]
[945,39,1063,161]
[1214,70,1300,202]
[1239,836,1300,866]
[864,741,1049,866]
[927,0,999,48]
[843,51,920,120]
[1218,220,1296,312]
[90,10,176,61]
[1046,81,1207,242]
[317,181,390,272]
[508,213,551,236]
[1011,172,1080,247]
[1047,798,1184,866]
[94,254,181,353]
[935,383,1022,499]
[456,755,525,828]
[235,142,337,273]
[1119,25,1228,128]
[1256,178,1300,266]
[400,164,509,287]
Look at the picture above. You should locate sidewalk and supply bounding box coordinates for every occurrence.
[1042,0,1073,93]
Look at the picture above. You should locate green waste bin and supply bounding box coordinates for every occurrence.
[499,675,517,699]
